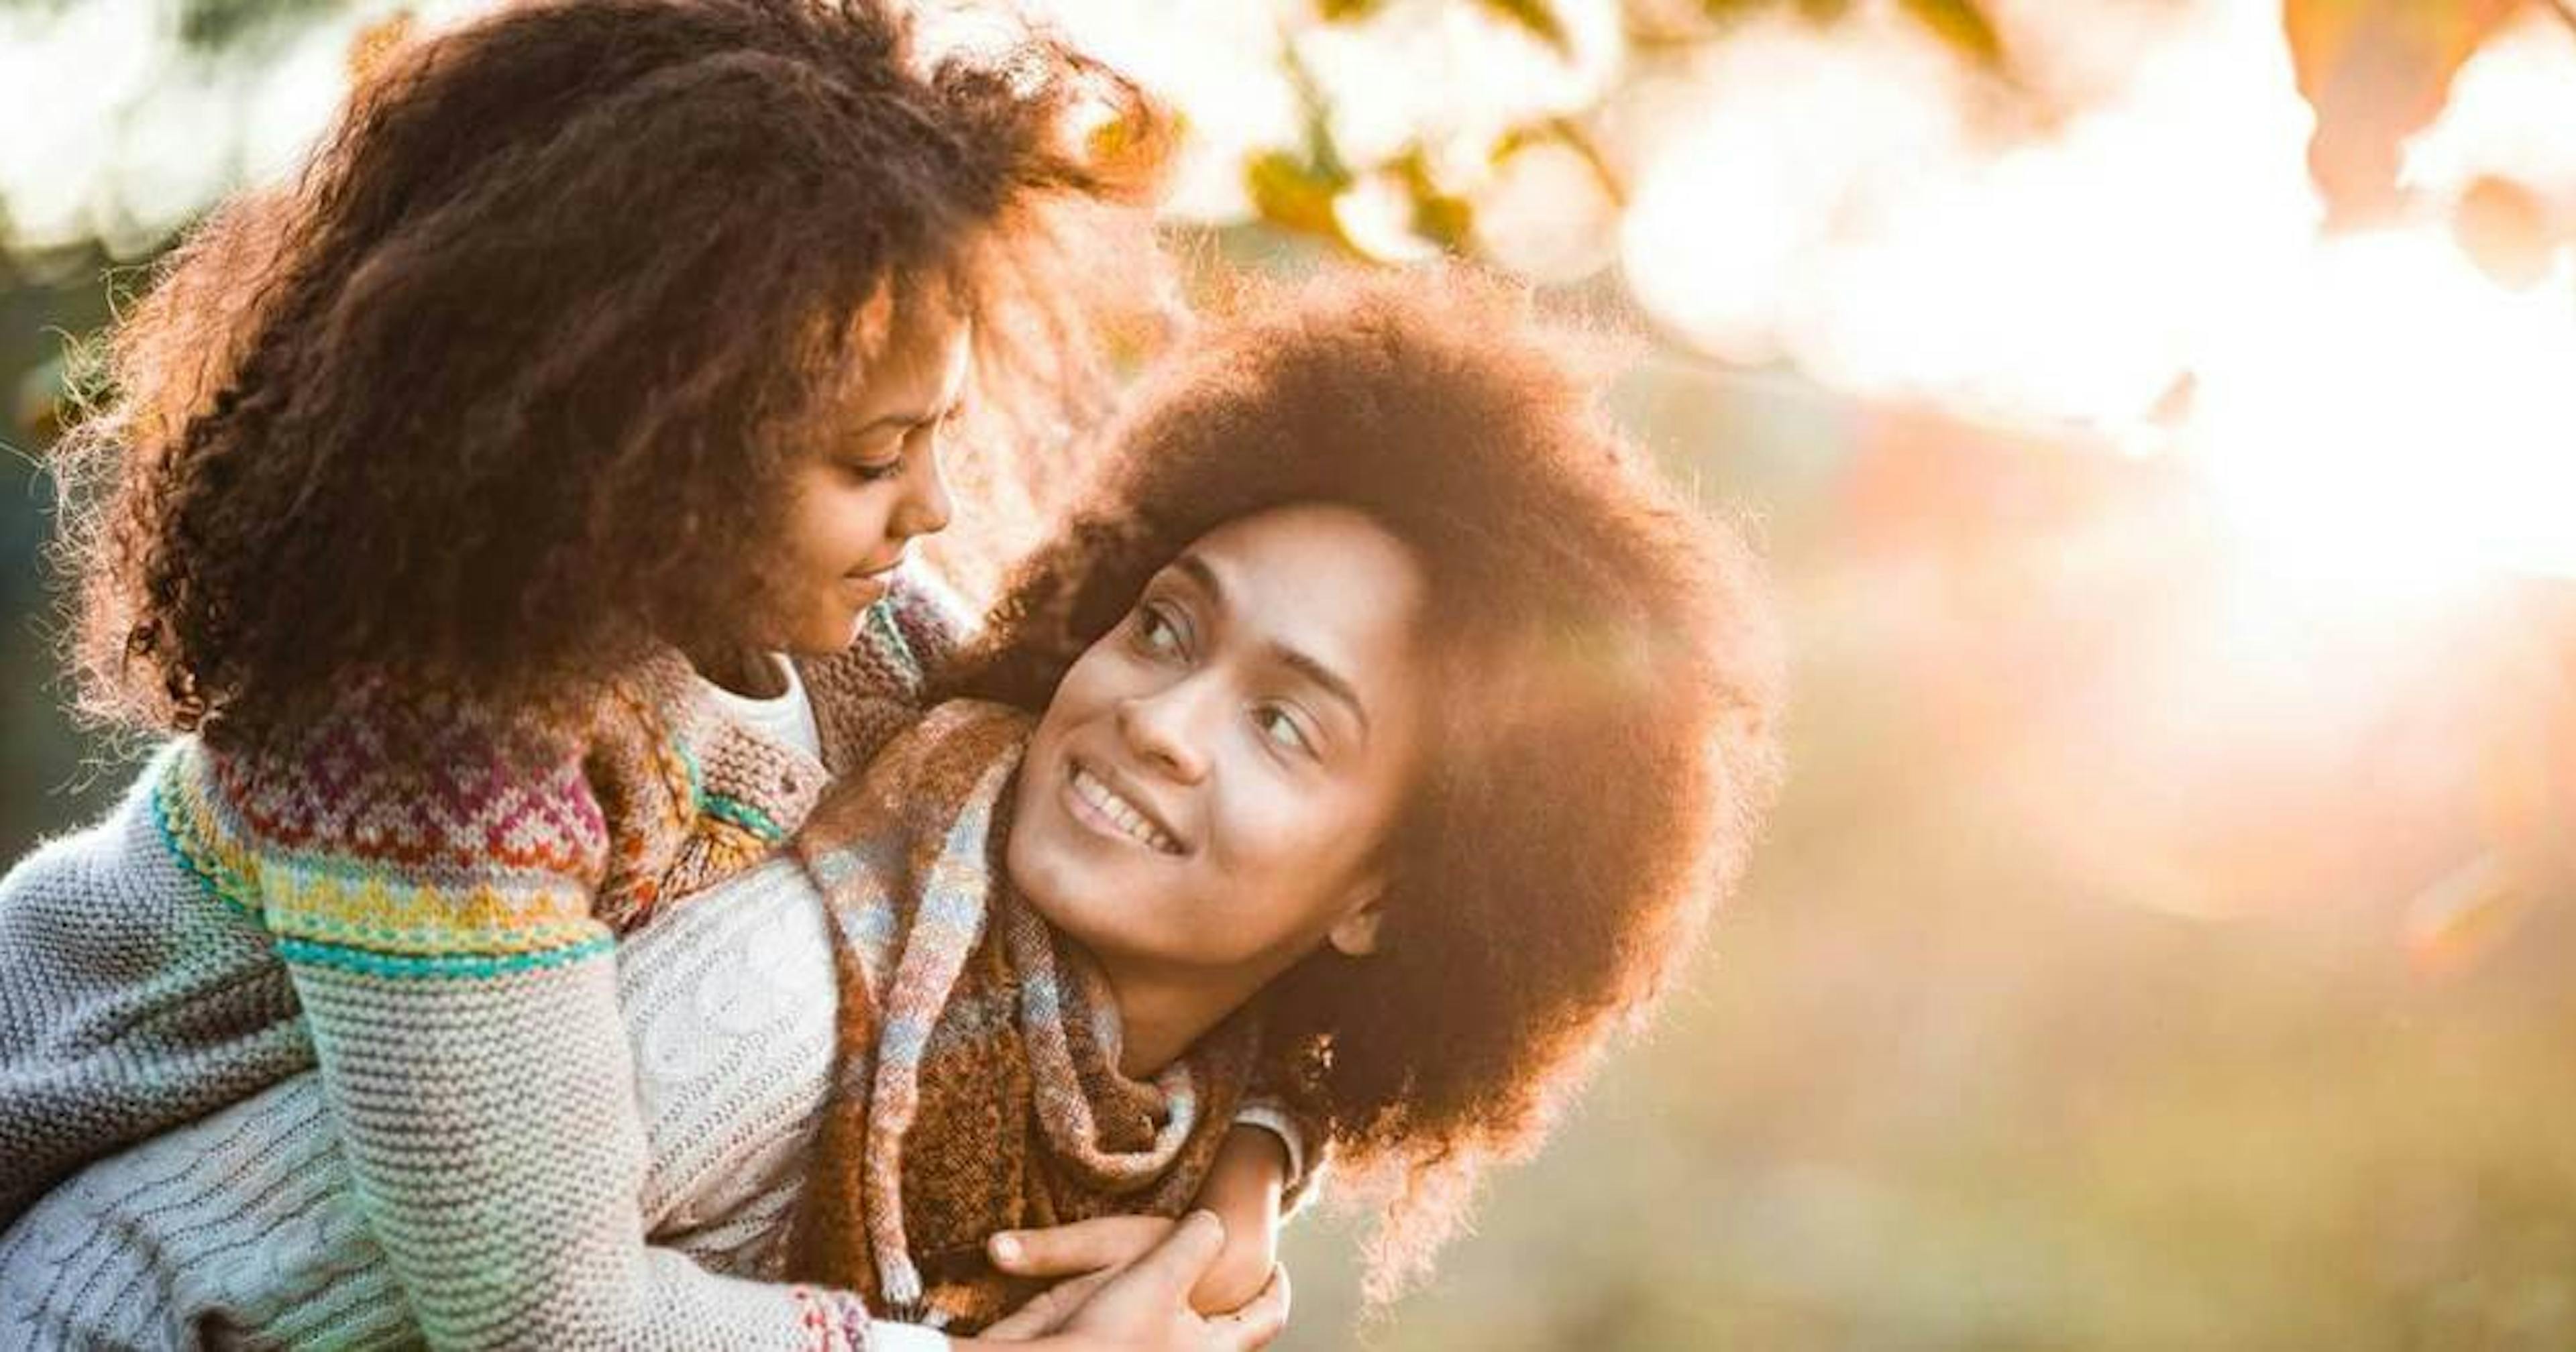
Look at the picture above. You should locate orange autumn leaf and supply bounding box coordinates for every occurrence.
[2282,0,2522,225]
[1898,0,2005,67]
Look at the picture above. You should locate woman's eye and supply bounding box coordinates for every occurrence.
[848,456,904,483]
[1255,706,1313,757]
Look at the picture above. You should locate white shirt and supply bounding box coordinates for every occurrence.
[697,651,824,760]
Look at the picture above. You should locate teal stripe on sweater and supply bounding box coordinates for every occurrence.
[274,933,615,980]
[150,771,261,921]
[868,596,924,685]
[699,792,786,842]
[672,729,788,844]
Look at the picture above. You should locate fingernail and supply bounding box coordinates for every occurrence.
[990,1233,1022,1264]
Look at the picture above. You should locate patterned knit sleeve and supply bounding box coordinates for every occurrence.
[182,700,881,1350]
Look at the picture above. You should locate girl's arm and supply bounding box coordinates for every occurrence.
[200,717,877,1349]
[1182,1127,1289,1315]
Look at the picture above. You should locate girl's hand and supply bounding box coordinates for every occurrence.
[977,1212,1289,1350]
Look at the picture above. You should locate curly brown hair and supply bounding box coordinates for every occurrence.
[944,266,1787,1300]
[52,0,1171,744]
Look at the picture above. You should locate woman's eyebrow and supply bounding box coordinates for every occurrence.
[1176,551,1371,741]
[1275,644,1370,741]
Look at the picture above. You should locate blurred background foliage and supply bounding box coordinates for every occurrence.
[6,1,2576,1347]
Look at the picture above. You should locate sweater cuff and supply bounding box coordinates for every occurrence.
[1228,1104,1306,1192]
[869,1320,951,1352]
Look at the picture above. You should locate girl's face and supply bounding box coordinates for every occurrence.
[1008,504,1432,991]
[759,307,973,656]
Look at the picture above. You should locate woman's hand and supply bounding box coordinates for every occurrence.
[973,1211,1289,1350]
[985,1214,1183,1336]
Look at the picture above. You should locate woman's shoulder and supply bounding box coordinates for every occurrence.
[802,699,1030,836]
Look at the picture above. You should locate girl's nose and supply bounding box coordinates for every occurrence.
[892,438,953,540]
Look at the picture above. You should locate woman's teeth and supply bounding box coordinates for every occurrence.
[1072,765,1178,854]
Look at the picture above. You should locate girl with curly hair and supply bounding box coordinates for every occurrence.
[0,0,1311,1345]
[3,268,1784,1347]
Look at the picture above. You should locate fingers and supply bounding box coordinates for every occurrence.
[981,1268,1114,1340]
[1212,1264,1291,1351]
[978,1285,1065,1341]
[1122,1208,1228,1301]
[988,1214,1175,1278]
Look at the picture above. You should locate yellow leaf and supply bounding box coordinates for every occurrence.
[1479,0,1574,54]
[1246,151,1351,241]
[1897,0,2002,67]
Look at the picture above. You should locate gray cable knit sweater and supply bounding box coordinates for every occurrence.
[0,854,839,1348]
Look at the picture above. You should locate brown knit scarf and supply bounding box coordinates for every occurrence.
[784,700,1259,1332]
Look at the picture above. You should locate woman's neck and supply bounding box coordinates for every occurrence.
[1091,954,1281,1080]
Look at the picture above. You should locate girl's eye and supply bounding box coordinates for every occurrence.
[849,456,904,483]
[1254,705,1315,758]
[1133,603,1187,659]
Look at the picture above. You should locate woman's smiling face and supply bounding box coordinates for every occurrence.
[1006,503,1432,987]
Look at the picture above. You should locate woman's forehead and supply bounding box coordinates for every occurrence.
[1169,505,1430,700]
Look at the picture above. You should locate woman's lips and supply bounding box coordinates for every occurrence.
[1063,756,1183,854]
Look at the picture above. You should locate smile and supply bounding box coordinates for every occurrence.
[1066,760,1181,855]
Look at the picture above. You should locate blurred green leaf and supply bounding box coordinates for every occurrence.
[0,0,350,50]
[176,0,350,51]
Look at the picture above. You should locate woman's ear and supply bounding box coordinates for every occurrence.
[1326,897,1382,957]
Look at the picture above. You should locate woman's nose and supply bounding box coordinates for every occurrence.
[1116,678,1212,785]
